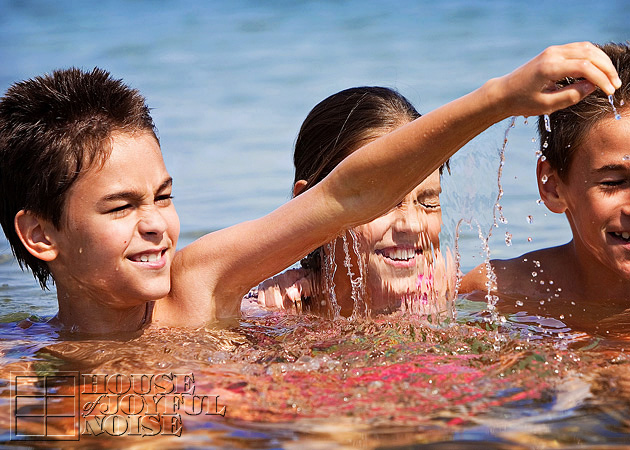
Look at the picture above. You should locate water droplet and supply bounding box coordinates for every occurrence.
[516,300,523,307]
[542,141,549,149]
[534,260,541,267]
[532,272,537,277]
[559,315,564,320]
[526,215,533,224]
[523,117,529,125]
[532,137,537,143]
[504,232,512,246]
[608,94,622,120]
[539,300,545,305]
[621,99,626,106]
[541,174,548,184]
[549,280,554,285]
[536,198,543,205]
[623,155,630,161]
[527,237,532,242]
[544,114,551,132]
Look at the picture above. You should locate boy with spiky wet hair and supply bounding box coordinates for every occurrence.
[0,42,620,334]
[461,43,630,334]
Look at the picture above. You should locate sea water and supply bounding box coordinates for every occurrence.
[1,0,630,447]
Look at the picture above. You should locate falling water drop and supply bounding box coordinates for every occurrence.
[527,237,532,242]
[608,94,622,120]
[536,198,543,205]
[543,114,551,132]
[541,174,548,184]
[540,155,546,162]
[515,300,523,307]
[623,155,630,161]
[526,215,533,224]
[504,232,512,246]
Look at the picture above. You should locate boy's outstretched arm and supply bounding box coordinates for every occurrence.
[159,42,621,325]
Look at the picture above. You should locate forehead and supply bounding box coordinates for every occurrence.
[410,170,441,196]
[572,115,630,170]
[68,131,167,198]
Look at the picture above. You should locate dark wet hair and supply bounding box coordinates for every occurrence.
[293,86,448,270]
[0,67,158,288]
[539,42,630,180]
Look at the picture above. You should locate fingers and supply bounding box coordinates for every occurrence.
[541,42,621,95]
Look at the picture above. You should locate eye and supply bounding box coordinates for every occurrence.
[420,202,440,209]
[156,194,173,206]
[107,203,132,217]
[600,179,625,188]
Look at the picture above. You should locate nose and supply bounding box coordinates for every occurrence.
[393,202,424,235]
[137,206,168,238]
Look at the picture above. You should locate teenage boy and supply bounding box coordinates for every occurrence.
[461,43,629,334]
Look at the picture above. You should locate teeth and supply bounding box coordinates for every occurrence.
[613,232,630,241]
[381,248,417,261]
[137,253,160,262]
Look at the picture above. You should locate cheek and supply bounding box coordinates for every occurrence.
[424,214,442,244]
[355,217,393,247]
[165,208,181,241]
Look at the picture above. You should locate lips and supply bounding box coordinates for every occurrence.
[374,247,422,267]
[128,248,167,266]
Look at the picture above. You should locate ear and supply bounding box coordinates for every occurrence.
[293,179,308,197]
[14,210,59,262]
[536,159,567,214]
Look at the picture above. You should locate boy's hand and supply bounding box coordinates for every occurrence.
[496,41,622,117]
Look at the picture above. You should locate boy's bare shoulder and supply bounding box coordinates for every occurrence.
[460,243,571,297]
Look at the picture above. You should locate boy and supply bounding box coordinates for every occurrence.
[0,43,620,334]
[460,43,629,334]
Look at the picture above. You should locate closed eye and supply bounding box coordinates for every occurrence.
[156,194,173,206]
[600,179,626,188]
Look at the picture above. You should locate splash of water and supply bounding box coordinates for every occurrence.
[322,239,341,318]
[543,114,551,132]
[608,94,622,120]
[343,229,369,320]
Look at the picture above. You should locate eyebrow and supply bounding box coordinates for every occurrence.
[417,187,442,197]
[592,164,630,174]
[100,177,173,203]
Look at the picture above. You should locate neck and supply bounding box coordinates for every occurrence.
[567,240,630,304]
[55,288,152,335]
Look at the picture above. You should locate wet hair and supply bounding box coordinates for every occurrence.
[293,86,448,270]
[539,42,630,180]
[0,67,158,288]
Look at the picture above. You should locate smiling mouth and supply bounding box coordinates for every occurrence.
[129,249,167,263]
[610,231,630,242]
[374,247,422,263]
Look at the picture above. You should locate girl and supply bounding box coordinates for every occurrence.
[257,87,453,317]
